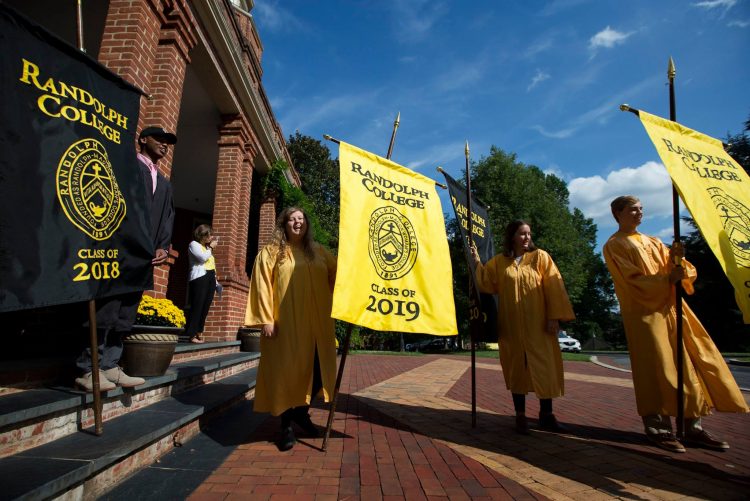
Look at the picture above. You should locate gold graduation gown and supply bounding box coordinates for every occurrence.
[475,249,575,398]
[245,243,337,416]
[603,231,748,418]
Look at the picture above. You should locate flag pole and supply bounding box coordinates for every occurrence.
[465,141,477,428]
[321,114,403,451]
[76,0,103,436]
[75,0,86,53]
[668,57,686,439]
[386,112,406,351]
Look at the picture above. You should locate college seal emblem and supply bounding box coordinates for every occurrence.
[708,187,750,268]
[56,138,126,241]
[368,206,418,280]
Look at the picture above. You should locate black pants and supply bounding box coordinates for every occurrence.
[512,393,552,414]
[185,270,216,337]
[76,291,143,373]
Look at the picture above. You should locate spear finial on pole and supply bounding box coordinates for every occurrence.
[386,112,400,160]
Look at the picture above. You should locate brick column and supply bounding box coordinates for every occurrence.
[99,0,196,298]
[258,197,277,250]
[97,0,160,101]
[203,115,258,341]
[145,5,196,296]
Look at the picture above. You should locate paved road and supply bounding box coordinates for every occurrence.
[596,353,750,390]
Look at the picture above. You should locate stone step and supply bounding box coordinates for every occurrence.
[0,367,258,501]
[0,340,250,392]
[100,399,269,500]
[0,351,260,457]
[172,339,243,363]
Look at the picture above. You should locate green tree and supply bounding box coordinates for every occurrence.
[467,146,618,345]
[286,132,340,246]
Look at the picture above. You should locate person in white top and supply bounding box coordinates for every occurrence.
[185,224,219,343]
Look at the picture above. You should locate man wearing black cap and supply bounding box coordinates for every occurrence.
[75,126,176,392]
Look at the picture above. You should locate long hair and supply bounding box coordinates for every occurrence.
[270,207,315,263]
[502,219,536,257]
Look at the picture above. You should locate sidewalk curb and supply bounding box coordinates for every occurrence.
[728,358,750,367]
[589,355,631,373]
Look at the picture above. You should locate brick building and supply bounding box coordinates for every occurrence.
[7,0,297,341]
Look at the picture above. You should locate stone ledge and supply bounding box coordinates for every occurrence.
[0,369,257,500]
[0,352,260,443]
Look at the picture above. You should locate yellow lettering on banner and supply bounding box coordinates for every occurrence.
[17,58,129,144]
[638,110,750,323]
[332,141,457,335]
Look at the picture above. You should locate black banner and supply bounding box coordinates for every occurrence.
[442,171,498,343]
[0,5,153,312]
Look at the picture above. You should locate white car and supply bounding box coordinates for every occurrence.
[558,331,581,353]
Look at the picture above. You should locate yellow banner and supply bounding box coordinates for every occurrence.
[332,142,457,335]
[638,110,750,323]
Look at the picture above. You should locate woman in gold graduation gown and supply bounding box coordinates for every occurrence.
[245,207,337,451]
[603,195,747,453]
[471,220,575,434]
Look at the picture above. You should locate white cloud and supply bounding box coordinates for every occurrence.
[589,26,634,50]
[543,165,566,179]
[391,0,449,42]
[432,53,491,93]
[405,141,466,172]
[253,2,306,33]
[278,90,381,133]
[655,219,694,242]
[693,0,737,9]
[434,63,485,92]
[568,161,673,228]
[530,75,661,140]
[531,125,575,139]
[540,0,590,17]
[523,38,554,59]
[728,19,750,27]
[527,69,551,91]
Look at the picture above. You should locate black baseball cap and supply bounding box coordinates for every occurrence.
[139,126,177,144]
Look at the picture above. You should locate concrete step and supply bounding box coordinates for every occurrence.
[0,351,260,457]
[0,366,259,500]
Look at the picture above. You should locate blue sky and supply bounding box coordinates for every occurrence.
[253,0,749,250]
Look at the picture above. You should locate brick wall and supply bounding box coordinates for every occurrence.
[258,198,277,251]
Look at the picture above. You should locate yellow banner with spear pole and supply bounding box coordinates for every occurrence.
[332,141,457,335]
[637,110,750,323]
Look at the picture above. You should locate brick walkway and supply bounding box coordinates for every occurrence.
[188,354,750,500]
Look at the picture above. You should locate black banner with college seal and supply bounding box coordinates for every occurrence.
[441,171,498,342]
[0,5,153,312]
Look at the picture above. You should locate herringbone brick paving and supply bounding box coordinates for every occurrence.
[187,354,749,500]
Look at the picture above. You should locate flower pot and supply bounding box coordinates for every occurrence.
[239,328,261,352]
[120,327,180,376]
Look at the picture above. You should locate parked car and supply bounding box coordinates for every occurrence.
[406,338,458,352]
[558,331,581,353]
